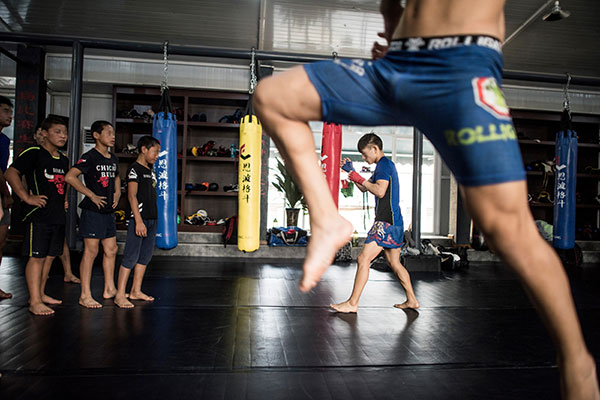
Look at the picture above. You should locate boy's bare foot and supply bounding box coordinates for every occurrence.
[103,288,117,299]
[114,295,134,309]
[29,302,54,315]
[79,296,102,309]
[63,275,81,284]
[0,289,12,299]
[393,300,420,310]
[330,300,358,313]
[41,294,62,305]
[129,291,154,301]
[560,353,600,400]
[300,216,353,292]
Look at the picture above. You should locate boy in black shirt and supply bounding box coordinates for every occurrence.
[114,136,159,309]
[66,121,120,308]
[33,124,80,284]
[5,116,69,315]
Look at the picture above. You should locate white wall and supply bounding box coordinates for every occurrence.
[48,93,112,148]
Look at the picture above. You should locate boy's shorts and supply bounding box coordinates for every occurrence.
[304,35,526,187]
[0,208,9,226]
[121,218,157,269]
[365,221,404,249]
[23,222,65,258]
[79,208,116,239]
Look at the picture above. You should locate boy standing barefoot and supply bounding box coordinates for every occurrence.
[331,133,418,313]
[33,125,80,284]
[66,121,120,308]
[114,136,159,309]
[6,116,69,315]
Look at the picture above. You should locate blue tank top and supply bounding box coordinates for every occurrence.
[371,156,402,226]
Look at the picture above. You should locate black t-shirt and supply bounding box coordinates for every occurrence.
[74,148,119,213]
[10,146,69,224]
[126,161,157,220]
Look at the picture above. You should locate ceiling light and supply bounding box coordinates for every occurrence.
[543,1,570,21]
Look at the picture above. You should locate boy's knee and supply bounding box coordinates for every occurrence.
[474,210,534,251]
[104,244,118,257]
[357,252,374,266]
[83,244,99,257]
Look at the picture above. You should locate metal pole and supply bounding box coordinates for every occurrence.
[2,31,600,87]
[502,70,600,87]
[455,188,471,245]
[0,46,26,64]
[0,32,331,63]
[412,128,423,249]
[66,41,84,249]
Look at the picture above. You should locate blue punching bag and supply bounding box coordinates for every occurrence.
[153,88,178,249]
[553,109,577,249]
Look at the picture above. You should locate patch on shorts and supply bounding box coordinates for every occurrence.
[472,77,511,120]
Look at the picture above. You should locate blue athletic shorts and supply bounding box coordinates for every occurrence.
[365,221,404,249]
[304,35,526,186]
[121,218,157,269]
[79,208,116,239]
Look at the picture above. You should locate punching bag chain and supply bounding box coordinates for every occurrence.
[161,40,169,93]
[563,72,571,116]
[249,48,257,94]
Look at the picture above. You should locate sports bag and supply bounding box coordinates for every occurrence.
[267,226,308,247]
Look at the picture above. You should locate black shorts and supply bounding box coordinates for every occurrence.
[79,208,116,239]
[121,219,157,269]
[23,222,65,258]
[0,208,10,226]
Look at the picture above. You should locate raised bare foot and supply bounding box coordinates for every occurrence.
[129,291,154,302]
[103,288,117,299]
[0,288,12,299]
[300,215,353,292]
[393,300,420,310]
[63,274,81,284]
[78,296,102,309]
[41,294,62,305]
[29,302,54,315]
[114,295,134,308]
[560,353,600,400]
[330,300,358,313]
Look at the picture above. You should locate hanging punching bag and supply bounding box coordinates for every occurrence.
[553,109,577,249]
[153,88,178,250]
[321,123,342,208]
[237,97,261,252]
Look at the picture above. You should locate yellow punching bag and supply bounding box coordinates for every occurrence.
[237,111,261,252]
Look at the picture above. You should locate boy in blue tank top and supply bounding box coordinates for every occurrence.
[331,133,418,313]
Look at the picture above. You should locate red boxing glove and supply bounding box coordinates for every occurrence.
[348,171,365,185]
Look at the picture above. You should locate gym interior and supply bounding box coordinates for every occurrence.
[0,1,599,399]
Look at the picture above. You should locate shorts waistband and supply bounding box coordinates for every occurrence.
[389,35,502,54]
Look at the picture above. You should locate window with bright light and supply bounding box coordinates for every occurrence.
[267,122,437,235]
